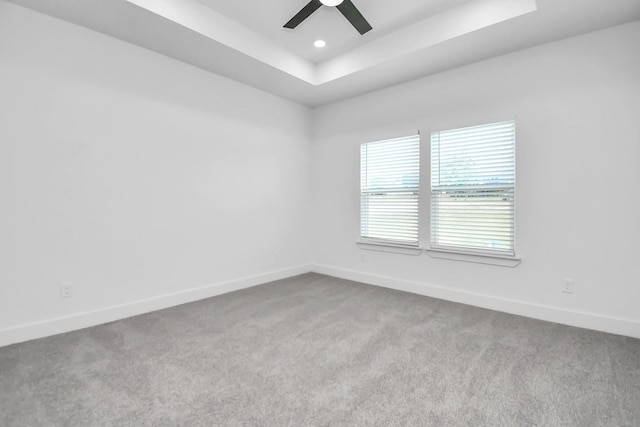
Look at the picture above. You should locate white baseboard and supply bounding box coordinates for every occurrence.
[312,264,640,339]
[0,265,312,348]
[3,263,638,348]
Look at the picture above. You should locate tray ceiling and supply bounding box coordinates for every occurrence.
[6,0,640,107]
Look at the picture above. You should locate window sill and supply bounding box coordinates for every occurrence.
[425,249,521,267]
[357,242,423,256]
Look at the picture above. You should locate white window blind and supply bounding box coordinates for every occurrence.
[361,135,420,246]
[431,121,515,255]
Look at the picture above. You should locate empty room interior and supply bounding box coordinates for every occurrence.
[1,0,639,425]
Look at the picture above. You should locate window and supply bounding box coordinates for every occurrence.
[430,121,516,256]
[360,135,420,247]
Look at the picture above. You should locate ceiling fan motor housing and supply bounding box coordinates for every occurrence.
[284,0,372,35]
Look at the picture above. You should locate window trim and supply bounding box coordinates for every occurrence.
[425,248,521,267]
[357,241,423,256]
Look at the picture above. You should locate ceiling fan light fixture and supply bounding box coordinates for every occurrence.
[320,0,344,6]
[284,0,372,35]
[314,40,326,48]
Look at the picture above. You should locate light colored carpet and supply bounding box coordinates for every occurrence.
[1,273,639,426]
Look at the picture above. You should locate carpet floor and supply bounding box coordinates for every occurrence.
[1,273,639,426]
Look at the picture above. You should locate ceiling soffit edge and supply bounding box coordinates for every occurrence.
[125,0,538,87]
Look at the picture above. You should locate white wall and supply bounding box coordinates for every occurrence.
[0,2,312,346]
[1,1,639,346]
[311,22,640,337]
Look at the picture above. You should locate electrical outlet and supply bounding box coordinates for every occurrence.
[60,282,72,299]
[562,279,574,294]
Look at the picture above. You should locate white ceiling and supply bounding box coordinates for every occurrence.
[7,0,640,107]
[196,0,473,63]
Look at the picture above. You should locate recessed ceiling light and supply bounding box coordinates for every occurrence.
[320,0,344,6]
[314,40,326,48]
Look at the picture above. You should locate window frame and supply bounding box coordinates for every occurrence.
[356,121,521,266]
[359,134,421,250]
[428,120,518,261]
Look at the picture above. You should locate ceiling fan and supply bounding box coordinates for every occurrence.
[284,0,373,35]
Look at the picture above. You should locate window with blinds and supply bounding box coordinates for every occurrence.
[431,121,516,256]
[361,135,420,246]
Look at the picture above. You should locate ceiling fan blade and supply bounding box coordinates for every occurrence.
[284,0,323,29]
[336,0,372,35]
